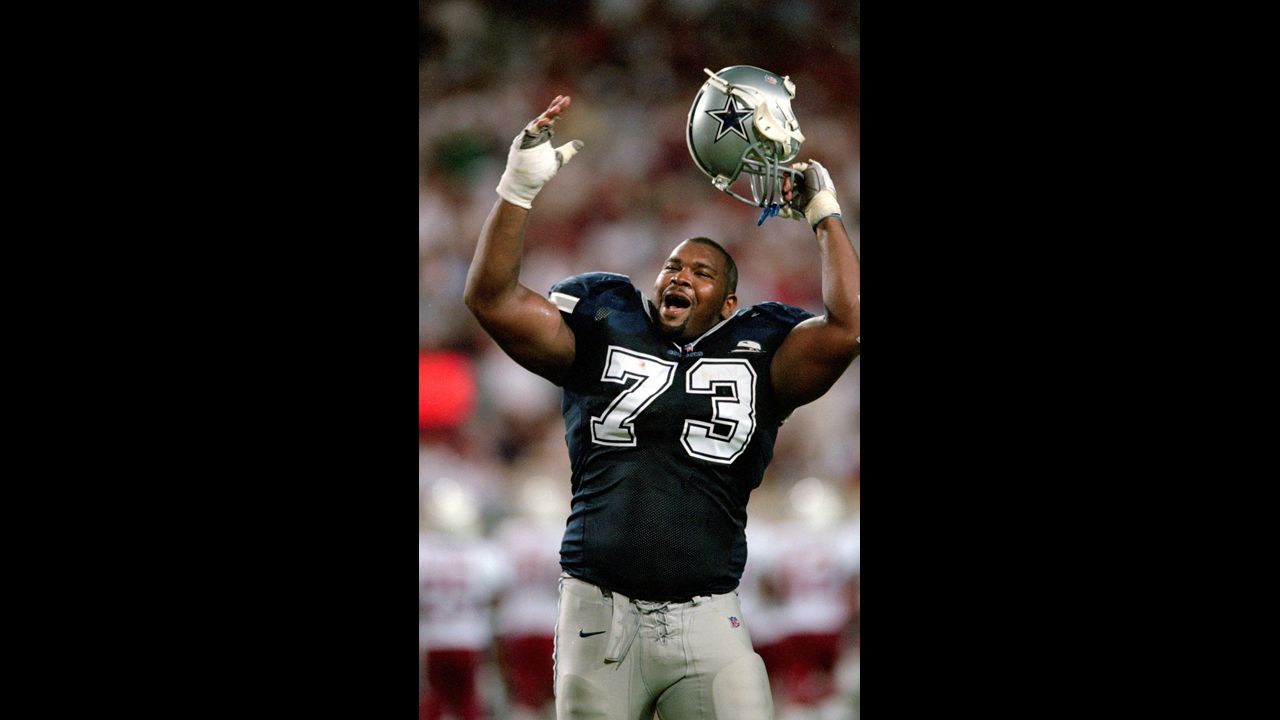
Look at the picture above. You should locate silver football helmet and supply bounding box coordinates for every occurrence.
[687,65,806,214]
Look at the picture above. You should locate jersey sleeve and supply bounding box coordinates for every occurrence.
[547,272,637,336]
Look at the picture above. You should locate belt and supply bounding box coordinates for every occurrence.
[601,586,640,663]
[600,587,695,605]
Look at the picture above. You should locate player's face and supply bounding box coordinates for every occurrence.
[653,240,737,341]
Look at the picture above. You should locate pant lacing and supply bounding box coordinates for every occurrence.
[636,600,672,644]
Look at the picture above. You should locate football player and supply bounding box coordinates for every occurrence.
[419,480,508,720]
[492,476,568,720]
[464,68,859,720]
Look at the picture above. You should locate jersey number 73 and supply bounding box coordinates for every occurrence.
[590,346,757,465]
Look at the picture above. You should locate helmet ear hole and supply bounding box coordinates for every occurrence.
[753,103,785,144]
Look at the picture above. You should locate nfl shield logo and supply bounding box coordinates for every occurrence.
[729,616,741,628]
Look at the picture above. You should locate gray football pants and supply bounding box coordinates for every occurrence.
[554,574,774,720]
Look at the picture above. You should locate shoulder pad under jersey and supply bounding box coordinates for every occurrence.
[741,301,816,329]
[548,272,638,323]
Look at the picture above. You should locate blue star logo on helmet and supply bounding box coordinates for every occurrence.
[705,96,751,143]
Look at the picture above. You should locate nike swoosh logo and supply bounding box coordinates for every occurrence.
[579,630,606,638]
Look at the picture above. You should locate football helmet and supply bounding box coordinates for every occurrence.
[687,65,806,214]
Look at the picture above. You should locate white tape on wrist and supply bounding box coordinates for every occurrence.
[495,133,555,209]
[495,130,584,209]
[804,190,842,228]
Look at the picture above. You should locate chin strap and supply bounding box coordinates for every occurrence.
[757,203,780,226]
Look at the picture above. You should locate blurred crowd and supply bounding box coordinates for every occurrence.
[419,1,859,718]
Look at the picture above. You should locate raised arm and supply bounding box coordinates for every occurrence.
[772,161,861,416]
[463,96,585,385]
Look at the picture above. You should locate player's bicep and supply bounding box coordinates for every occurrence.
[771,316,859,416]
[472,285,577,384]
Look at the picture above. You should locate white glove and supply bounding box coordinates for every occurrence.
[495,111,584,210]
[781,160,842,229]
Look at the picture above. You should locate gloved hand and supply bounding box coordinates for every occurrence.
[495,95,585,209]
[779,160,842,229]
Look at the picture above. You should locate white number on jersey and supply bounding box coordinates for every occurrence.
[591,347,677,446]
[681,359,757,464]
[591,346,757,464]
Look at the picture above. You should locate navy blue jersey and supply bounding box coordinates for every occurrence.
[548,272,814,601]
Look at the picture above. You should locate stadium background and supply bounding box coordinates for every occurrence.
[419,1,859,717]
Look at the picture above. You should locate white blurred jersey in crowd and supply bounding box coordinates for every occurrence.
[749,517,860,637]
[418,531,510,650]
[492,517,563,637]
[740,518,787,647]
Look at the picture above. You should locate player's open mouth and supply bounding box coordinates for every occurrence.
[662,292,691,318]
